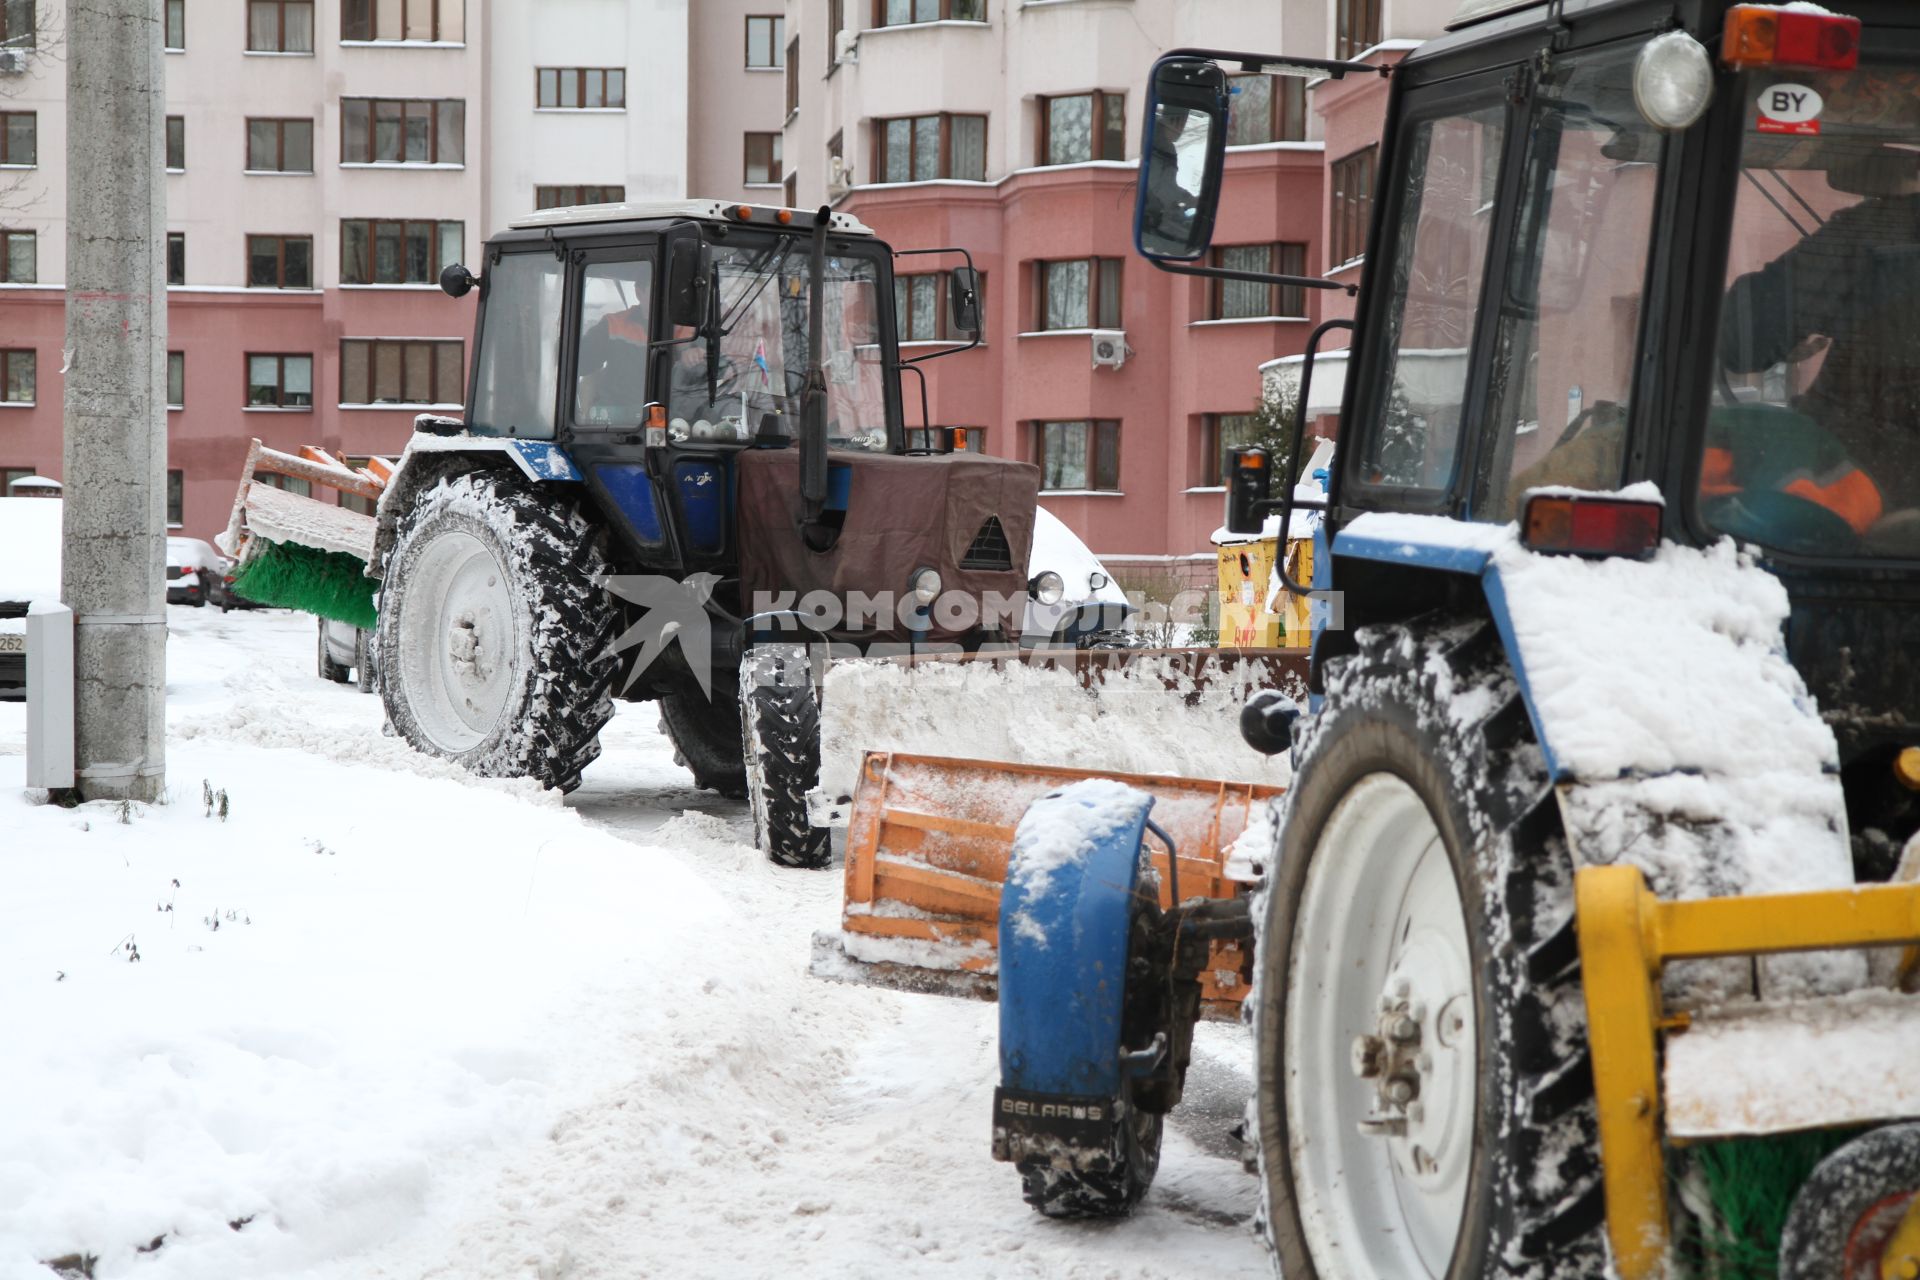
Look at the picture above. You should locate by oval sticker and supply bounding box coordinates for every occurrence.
[1758,84,1824,136]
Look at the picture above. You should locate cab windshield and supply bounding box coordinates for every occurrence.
[1704,65,1920,559]
[667,236,894,451]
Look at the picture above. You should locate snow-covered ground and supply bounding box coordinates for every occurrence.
[0,607,1266,1279]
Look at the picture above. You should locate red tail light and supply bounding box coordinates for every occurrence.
[1723,5,1861,71]
[1522,494,1663,559]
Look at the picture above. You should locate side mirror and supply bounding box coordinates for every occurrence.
[439,263,477,298]
[1226,446,1272,535]
[666,238,714,330]
[1133,55,1230,261]
[947,266,981,336]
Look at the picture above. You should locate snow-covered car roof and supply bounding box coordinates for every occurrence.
[167,536,225,569]
[0,496,62,605]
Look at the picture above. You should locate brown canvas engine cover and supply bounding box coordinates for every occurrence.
[735,449,1041,643]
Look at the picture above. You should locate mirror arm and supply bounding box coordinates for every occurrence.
[1151,259,1359,298]
[1265,317,1354,596]
[894,245,985,362]
[1160,45,1394,82]
[895,360,932,445]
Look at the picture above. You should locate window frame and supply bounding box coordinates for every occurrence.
[894,271,985,343]
[166,470,184,526]
[827,0,843,70]
[339,218,463,286]
[0,0,33,50]
[0,349,33,404]
[246,353,314,409]
[1336,0,1383,61]
[246,233,314,289]
[1034,257,1121,331]
[1038,91,1125,167]
[164,0,185,49]
[167,352,185,409]
[1209,243,1309,320]
[1226,73,1308,147]
[339,337,464,407]
[786,36,801,115]
[0,228,34,285]
[1034,419,1121,492]
[745,14,784,68]
[342,0,460,42]
[166,115,185,171]
[245,117,314,173]
[1330,145,1378,270]
[871,0,984,25]
[167,232,185,286]
[246,0,314,53]
[340,97,465,166]
[534,185,625,210]
[1199,412,1268,486]
[872,112,987,184]
[743,132,783,186]
[535,67,627,110]
[0,111,36,167]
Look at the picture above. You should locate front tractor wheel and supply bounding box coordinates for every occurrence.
[378,471,617,792]
[1781,1123,1920,1280]
[739,644,829,868]
[1257,618,1606,1279]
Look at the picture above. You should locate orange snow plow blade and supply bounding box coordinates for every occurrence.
[810,750,1283,1017]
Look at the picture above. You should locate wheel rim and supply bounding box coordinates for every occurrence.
[1284,772,1476,1279]
[1843,1190,1920,1279]
[397,528,518,755]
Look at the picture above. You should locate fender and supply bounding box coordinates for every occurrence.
[370,433,583,576]
[996,784,1153,1117]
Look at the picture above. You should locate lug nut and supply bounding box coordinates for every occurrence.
[1351,1034,1387,1079]
[1385,1075,1419,1107]
[1389,1014,1421,1044]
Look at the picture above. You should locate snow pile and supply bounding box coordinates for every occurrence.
[0,496,62,604]
[817,657,1294,820]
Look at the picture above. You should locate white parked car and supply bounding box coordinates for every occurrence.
[166,536,226,608]
[1022,507,1134,647]
[0,497,63,701]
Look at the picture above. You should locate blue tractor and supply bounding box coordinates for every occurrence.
[990,4,1920,1276]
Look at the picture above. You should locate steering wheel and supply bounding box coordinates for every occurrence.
[1699,489,1862,556]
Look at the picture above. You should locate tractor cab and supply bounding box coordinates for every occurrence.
[1139,1,1920,852]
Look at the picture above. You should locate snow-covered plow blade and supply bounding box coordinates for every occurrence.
[1578,863,1920,1278]
[218,440,391,628]
[808,749,1282,1015]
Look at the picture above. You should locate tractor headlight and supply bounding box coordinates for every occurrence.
[910,567,942,607]
[1029,571,1065,606]
[1088,571,1110,591]
[1633,31,1713,132]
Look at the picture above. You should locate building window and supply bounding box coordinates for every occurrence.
[875,113,985,183]
[1040,92,1124,166]
[1036,258,1121,331]
[786,36,800,115]
[341,98,464,165]
[167,352,185,408]
[1036,420,1119,492]
[340,338,463,406]
[874,0,984,23]
[1200,413,1265,486]
[0,112,35,166]
[1,0,33,49]
[246,118,313,172]
[167,470,184,525]
[1211,243,1308,319]
[827,0,842,69]
[1336,0,1383,60]
[167,232,184,285]
[827,130,845,186]
[1331,146,1377,268]
[340,219,461,285]
[895,272,984,342]
[746,15,783,67]
[536,68,626,110]
[166,116,185,170]
[0,229,32,284]
[535,185,624,210]
[164,0,184,48]
[1227,74,1306,146]
[247,235,313,289]
[2,467,37,493]
[247,0,314,52]
[247,354,312,408]
[342,0,463,42]
[1,349,34,403]
[743,133,783,186]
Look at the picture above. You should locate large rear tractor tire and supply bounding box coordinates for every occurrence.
[354,627,378,695]
[1780,1123,1920,1279]
[657,690,747,798]
[1256,617,1605,1279]
[377,471,617,793]
[739,644,829,868]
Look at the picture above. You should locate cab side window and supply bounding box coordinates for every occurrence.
[574,258,655,428]
[1357,104,1507,491]
[468,252,565,440]
[1477,49,1663,521]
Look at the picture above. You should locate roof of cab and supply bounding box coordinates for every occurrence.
[509,199,874,236]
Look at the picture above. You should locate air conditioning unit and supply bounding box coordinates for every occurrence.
[826,154,852,198]
[1091,329,1129,371]
[834,28,859,63]
[0,48,29,74]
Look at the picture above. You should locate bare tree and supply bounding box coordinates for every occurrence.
[0,2,68,216]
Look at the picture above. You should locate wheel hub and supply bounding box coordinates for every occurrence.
[394,528,517,755]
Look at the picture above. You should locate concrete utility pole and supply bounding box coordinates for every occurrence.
[61,0,167,802]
